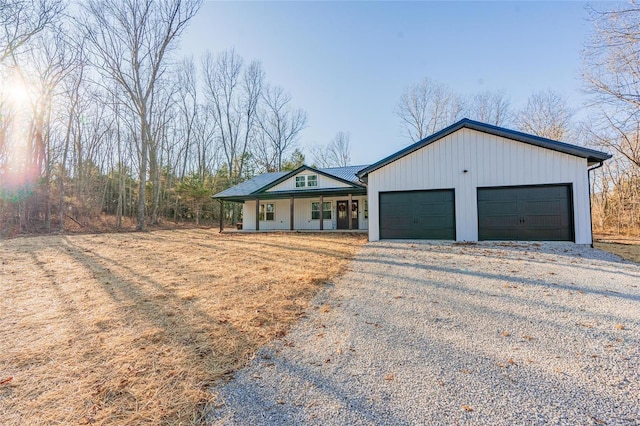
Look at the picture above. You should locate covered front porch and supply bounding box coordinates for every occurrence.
[217,190,368,232]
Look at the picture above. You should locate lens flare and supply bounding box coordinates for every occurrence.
[0,67,37,199]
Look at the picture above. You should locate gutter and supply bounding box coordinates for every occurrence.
[587,161,605,248]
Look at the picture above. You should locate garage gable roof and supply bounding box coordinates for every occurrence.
[357,118,612,178]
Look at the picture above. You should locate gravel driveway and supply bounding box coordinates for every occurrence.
[208,242,640,425]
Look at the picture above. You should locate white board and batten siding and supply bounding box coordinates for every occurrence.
[242,196,368,231]
[266,171,351,192]
[367,128,592,243]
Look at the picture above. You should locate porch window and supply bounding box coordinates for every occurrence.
[295,176,306,187]
[259,203,275,221]
[311,201,331,220]
[307,175,318,187]
[364,199,368,219]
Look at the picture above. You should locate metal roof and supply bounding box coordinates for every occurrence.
[213,172,287,198]
[318,165,368,184]
[357,118,612,179]
[212,166,368,200]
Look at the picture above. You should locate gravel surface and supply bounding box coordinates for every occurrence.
[208,242,640,425]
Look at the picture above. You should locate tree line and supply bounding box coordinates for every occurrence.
[0,0,322,235]
[395,3,640,236]
[0,1,638,236]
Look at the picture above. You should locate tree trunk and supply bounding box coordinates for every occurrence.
[137,116,149,231]
[149,145,159,225]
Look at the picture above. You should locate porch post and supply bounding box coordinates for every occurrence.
[319,195,324,231]
[219,200,224,233]
[348,193,353,230]
[255,198,260,231]
[290,196,294,231]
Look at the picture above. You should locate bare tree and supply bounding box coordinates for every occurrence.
[203,50,262,183]
[467,90,511,126]
[257,85,307,171]
[1,4,323,233]
[515,90,573,140]
[57,40,87,231]
[80,0,201,230]
[310,131,351,168]
[174,57,199,178]
[0,0,63,63]
[25,29,79,230]
[396,78,465,141]
[202,49,263,222]
[308,146,329,169]
[583,2,640,168]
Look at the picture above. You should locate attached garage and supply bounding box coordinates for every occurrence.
[477,184,573,241]
[357,118,611,244]
[379,189,455,239]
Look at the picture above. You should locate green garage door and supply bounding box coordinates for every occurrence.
[379,190,455,239]
[477,185,573,241]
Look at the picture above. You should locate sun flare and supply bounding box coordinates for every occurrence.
[0,67,38,194]
[2,68,33,110]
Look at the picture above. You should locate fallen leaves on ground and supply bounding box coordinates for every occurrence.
[0,230,366,425]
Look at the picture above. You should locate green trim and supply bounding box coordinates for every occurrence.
[217,187,366,203]
[255,165,365,194]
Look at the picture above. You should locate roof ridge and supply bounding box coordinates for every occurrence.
[357,119,611,178]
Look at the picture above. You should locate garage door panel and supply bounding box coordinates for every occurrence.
[418,215,454,228]
[478,185,573,241]
[481,201,519,215]
[482,215,520,227]
[522,200,565,214]
[418,203,453,215]
[380,190,455,240]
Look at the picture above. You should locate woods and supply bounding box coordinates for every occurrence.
[0,1,638,237]
[0,0,313,236]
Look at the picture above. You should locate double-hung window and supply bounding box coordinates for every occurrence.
[311,201,331,220]
[259,203,275,221]
[295,175,318,188]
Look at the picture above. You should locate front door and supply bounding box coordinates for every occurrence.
[337,200,358,230]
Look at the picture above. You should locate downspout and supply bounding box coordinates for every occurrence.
[587,161,604,248]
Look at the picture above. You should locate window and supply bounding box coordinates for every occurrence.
[364,199,368,219]
[259,203,275,221]
[311,201,331,220]
[295,174,318,188]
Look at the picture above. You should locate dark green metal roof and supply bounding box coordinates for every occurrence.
[357,118,612,179]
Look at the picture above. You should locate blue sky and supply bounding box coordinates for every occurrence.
[179,1,616,166]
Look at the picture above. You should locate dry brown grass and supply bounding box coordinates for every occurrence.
[0,230,366,425]
[594,235,640,264]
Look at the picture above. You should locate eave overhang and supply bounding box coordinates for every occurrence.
[357,118,612,179]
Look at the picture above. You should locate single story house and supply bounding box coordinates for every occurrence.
[213,118,611,244]
[213,165,369,231]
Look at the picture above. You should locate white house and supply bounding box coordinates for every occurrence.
[214,119,611,244]
[213,165,369,231]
